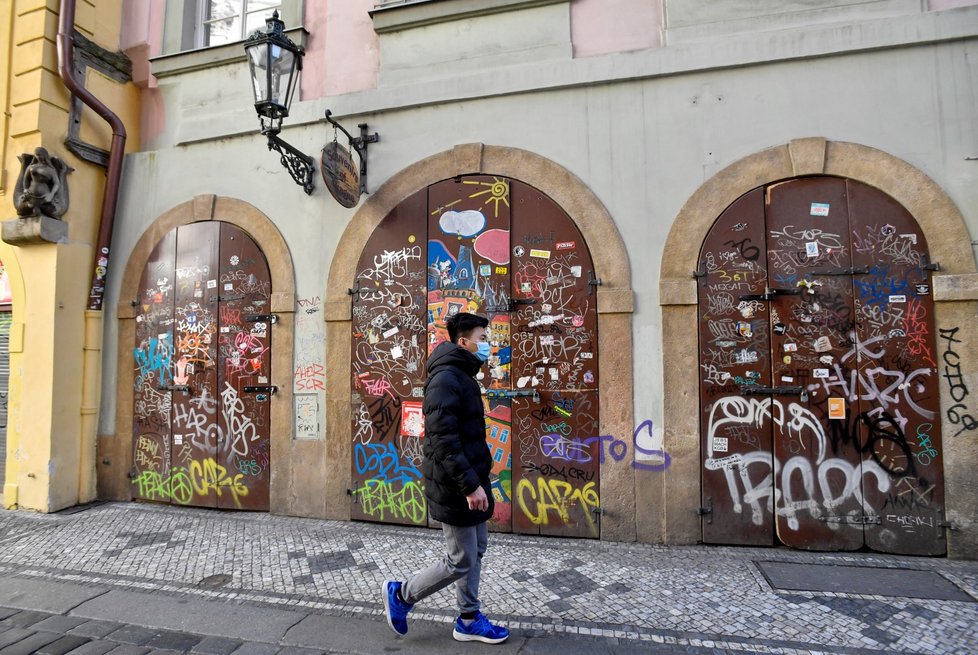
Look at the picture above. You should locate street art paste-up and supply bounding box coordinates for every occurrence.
[350,176,600,537]
[132,223,272,510]
[696,177,946,556]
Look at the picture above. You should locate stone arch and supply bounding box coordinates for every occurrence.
[109,195,296,511]
[658,138,978,556]
[323,144,637,541]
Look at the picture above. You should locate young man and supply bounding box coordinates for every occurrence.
[383,312,510,644]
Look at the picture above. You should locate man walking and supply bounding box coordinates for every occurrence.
[383,312,510,644]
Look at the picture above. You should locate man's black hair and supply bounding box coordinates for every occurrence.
[446,312,489,344]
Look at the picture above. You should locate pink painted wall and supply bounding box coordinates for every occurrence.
[571,0,662,58]
[121,0,165,147]
[301,0,379,100]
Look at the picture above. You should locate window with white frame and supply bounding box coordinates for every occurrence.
[197,0,282,48]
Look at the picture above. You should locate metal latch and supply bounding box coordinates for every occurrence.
[921,253,941,271]
[587,271,602,294]
[819,515,882,525]
[485,389,540,403]
[739,287,802,301]
[810,265,870,276]
[245,314,278,324]
[157,385,190,393]
[697,497,713,524]
[218,294,246,302]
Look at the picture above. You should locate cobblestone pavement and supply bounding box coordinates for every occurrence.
[0,502,975,654]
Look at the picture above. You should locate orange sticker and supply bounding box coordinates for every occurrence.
[828,398,846,420]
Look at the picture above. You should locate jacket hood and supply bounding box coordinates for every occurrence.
[427,339,483,379]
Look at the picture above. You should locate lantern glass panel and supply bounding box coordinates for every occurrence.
[246,42,270,108]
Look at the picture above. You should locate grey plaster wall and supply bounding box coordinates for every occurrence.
[99,5,978,545]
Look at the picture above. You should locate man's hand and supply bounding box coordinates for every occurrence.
[466,486,489,511]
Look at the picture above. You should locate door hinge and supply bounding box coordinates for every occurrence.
[698,497,713,524]
[587,271,602,295]
[819,514,881,525]
[938,521,959,531]
[921,253,941,271]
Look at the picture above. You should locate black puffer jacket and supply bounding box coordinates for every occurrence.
[422,340,494,526]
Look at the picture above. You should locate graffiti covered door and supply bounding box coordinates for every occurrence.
[698,176,946,555]
[351,177,600,537]
[132,222,272,510]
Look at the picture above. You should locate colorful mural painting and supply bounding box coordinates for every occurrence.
[351,177,601,537]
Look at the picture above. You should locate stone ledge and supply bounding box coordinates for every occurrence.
[659,277,697,306]
[325,299,352,322]
[2,216,68,245]
[934,274,978,301]
[597,288,634,314]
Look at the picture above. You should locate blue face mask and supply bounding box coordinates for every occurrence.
[474,341,492,362]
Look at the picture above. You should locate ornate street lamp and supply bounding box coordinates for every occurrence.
[244,11,316,194]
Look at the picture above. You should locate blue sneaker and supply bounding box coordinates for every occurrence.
[382,580,413,635]
[452,611,510,644]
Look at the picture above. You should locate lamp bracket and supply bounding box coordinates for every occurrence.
[325,109,379,194]
[266,132,316,195]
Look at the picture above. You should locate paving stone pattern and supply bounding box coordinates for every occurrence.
[1,503,976,654]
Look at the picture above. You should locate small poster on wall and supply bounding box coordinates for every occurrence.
[401,401,425,438]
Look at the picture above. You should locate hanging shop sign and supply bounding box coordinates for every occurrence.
[320,141,360,208]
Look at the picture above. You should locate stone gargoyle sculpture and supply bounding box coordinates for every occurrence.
[13,147,74,220]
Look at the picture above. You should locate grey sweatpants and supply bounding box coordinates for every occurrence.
[400,521,489,614]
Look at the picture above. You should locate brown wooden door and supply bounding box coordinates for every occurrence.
[698,177,946,555]
[351,177,599,537]
[697,188,775,546]
[132,222,272,510]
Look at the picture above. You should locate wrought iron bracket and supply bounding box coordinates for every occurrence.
[325,109,379,194]
[266,132,315,195]
[587,270,603,294]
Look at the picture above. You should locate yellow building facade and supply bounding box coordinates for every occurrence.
[0,0,139,512]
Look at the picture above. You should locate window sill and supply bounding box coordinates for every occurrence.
[370,0,569,34]
[150,27,308,79]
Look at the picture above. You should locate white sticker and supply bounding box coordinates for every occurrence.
[221,326,231,333]
[712,437,729,453]
[813,368,830,379]
[390,345,403,359]
[814,336,833,352]
[784,343,798,352]
[382,326,399,338]
[207,279,217,289]
[806,242,819,257]
[900,233,917,244]
[224,283,234,291]
[571,266,582,278]
[258,376,268,383]
[174,433,183,446]
[541,335,555,345]
[781,376,795,383]
[819,355,834,365]
[517,376,532,388]
[549,368,559,381]
[889,295,906,303]
[580,352,593,359]
[542,303,553,314]
[810,203,830,216]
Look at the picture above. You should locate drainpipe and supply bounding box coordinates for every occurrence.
[57,0,127,312]
[56,0,128,504]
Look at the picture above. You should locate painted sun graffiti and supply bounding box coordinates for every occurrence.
[463,178,510,218]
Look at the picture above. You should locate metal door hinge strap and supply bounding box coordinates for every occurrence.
[485,389,539,399]
[243,385,278,394]
[811,265,870,276]
[921,254,941,271]
[742,386,803,396]
[819,515,881,525]
[219,294,246,302]
[739,287,801,301]
[158,385,190,393]
[587,271,602,294]
[245,314,278,324]
[938,521,959,531]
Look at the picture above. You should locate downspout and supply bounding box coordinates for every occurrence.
[56,0,128,503]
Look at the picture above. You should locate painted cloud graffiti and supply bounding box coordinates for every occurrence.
[439,209,486,237]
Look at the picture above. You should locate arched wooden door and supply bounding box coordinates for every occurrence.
[697,177,945,555]
[131,222,273,510]
[350,177,601,537]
